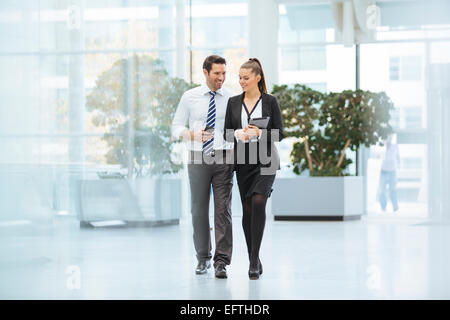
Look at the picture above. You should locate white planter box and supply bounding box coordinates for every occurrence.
[77,176,181,227]
[271,176,363,221]
[131,176,182,223]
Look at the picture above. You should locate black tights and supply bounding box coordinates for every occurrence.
[242,193,268,268]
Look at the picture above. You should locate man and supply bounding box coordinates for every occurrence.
[172,55,235,278]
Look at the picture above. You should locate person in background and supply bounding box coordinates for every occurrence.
[378,134,400,212]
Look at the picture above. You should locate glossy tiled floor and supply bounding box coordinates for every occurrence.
[0,214,449,299]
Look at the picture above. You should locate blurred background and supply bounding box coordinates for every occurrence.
[1,0,448,224]
[0,0,449,300]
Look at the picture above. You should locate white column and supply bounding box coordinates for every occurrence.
[427,63,450,221]
[439,65,450,220]
[248,0,279,91]
[175,0,186,80]
[68,1,85,165]
[158,3,174,76]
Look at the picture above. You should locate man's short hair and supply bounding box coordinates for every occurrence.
[203,55,226,73]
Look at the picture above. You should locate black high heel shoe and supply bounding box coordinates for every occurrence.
[258,259,263,275]
[249,259,263,280]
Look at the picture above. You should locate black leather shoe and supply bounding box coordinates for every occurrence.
[215,263,227,279]
[248,268,259,280]
[195,260,211,274]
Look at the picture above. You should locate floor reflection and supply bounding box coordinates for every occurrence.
[0,215,449,299]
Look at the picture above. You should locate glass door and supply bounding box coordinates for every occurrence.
[361,42,427,218]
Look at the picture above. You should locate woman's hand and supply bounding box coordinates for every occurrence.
[244,125,260,139]
[236,129,250,141]
[236,125,260,141]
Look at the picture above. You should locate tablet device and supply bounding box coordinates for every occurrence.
[249,117,270,129]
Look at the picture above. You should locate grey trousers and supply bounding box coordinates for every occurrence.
[188,151,234,266]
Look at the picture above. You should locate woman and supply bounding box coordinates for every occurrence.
[224,58,284,280]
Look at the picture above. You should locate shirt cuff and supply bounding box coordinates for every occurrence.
[257,128,262,140]
[249,128,262,142]
[172,126,189,140]
[235,128,262,143]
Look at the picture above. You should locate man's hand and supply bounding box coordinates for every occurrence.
[192,129,213,142]
[180,129,213,142]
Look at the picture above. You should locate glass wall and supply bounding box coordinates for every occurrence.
[1,0,449,225]
[361,16,450,218]
[0,0,253,225]
[361,41,428,217]
[0,0,182,223]
[190,0,248,92]
[277,2,356,178]
[276,0,450,218]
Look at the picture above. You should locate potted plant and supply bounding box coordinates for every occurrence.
[80,55,197,226]
[271,84,393,220]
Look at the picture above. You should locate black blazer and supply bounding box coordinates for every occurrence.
[223,92,284,170]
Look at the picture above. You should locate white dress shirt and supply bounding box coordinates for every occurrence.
[172,84,235,151]
[381,143,400,171]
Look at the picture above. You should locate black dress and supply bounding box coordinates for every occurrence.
[236,160,276,200]
[223,92,284,201]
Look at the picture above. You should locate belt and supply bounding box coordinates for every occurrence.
[189,149,232,157]
[189,149,234,164]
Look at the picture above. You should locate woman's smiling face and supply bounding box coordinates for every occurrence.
[239,67,261,92]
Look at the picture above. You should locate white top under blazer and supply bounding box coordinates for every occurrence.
[235,98,263,142]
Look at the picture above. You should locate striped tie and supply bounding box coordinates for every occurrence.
[203,91,216,155]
